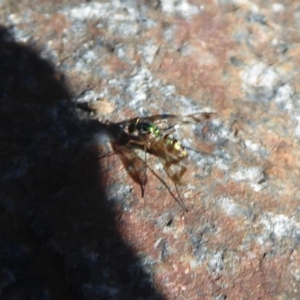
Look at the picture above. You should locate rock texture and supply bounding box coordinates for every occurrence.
[1,0,300,299]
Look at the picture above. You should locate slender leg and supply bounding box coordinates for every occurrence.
[145,162,188,212]
[164,162,187,186]
[97,151,116,160]
[142,143,147,198]
[174,184,188,212]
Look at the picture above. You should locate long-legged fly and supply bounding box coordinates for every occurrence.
[100,112,216,211]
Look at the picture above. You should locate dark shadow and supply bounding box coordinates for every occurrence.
[0,26,162,300]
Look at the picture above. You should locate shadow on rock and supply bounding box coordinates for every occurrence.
[0,26,162,300]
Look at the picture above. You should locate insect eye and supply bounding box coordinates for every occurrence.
[128,118,139,133]
[140,125,149,134]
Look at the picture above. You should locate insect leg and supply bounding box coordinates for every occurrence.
[163,161,187,186]
[142,143,147,198]
[97,151,116,160]
[145,162,188,212]
[174,183,189,212]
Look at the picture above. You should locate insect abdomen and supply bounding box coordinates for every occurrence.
[163,134,187,158]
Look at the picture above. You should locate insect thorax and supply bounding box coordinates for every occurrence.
[137,121,160,137]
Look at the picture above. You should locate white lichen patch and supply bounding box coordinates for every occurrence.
[241,63,281,102]
[65,2,149,37]
[273,83,295,112]
[5,25,31,43]
[211,149,232,171]
[66,3,118,21]
[293,115,300,138]
[217,197,251,218]
[161,0,201,18]
[272,3,285,13]
[257,213,300,245]
[126,68,154,105]
[137,41,159,65]
[289,263,300,282]
[244,139,269,158]
[75,90,104,103]
[231,166,266,191]
[7,13,23,25]
[207,251,223,275]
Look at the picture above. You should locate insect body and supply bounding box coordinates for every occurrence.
[128,117,187,163]
[101,112,216,212]
[125,113,216,185]
[125,113,215,155]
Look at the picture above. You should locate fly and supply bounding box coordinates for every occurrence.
[123,112,216,184]
[117,112,216,211]
[97,112,216,212]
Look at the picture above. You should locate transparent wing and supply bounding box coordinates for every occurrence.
[115,112,217,129]
[139,112,217,126]
[113,143,147,198]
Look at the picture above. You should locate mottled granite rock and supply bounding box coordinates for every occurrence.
[1,0,300,299]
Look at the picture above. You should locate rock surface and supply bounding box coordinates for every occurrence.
[1,0,300,299]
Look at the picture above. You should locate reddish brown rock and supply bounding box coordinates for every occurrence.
[1,0,300,299]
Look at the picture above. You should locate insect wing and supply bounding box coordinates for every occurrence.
[113,144,147,197]
[138,112,217,126]
[113,112,217,134]
[180,112,218,123]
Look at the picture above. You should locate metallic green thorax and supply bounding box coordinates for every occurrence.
[128,117,187,157]
[129,118,160,137]
[140,122,160,136]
